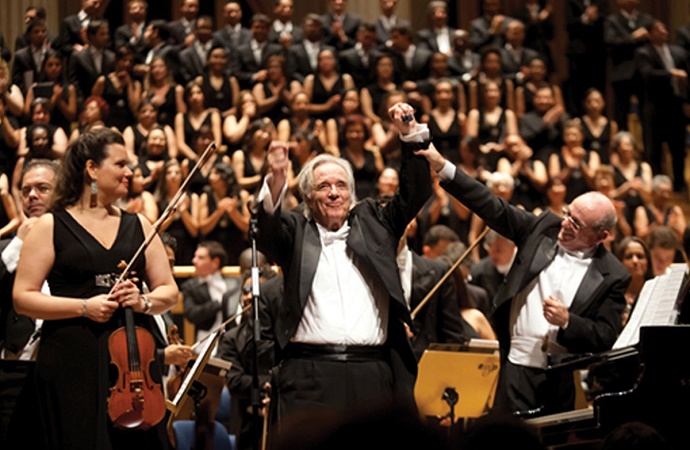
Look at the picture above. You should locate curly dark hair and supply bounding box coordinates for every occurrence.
[50,128,125,210]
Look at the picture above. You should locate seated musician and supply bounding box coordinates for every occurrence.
[413,133,631,416]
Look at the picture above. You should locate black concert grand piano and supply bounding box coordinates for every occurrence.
[526,264,690,450]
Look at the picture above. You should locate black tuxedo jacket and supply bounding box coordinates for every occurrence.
[321,13,361,50]
[389,46,432,83]
[677,23,690,54]
[151,312,174,376]
[0,238,35,355]
[470,16,508,52]
[338,46,380,90]
[59,14,85,58]
[440,167,630,369]
[409,252,466,360]
[374,17,410,46]
[212,27,252,51]
[635,43,689,108]
[178,45,206,84]
[469,257,505,309]
[257,141,431,405]
[268,23,304,45]
[416,27,457,54]
[234,42,284,89]
[114,23,146,54]
[500,46,541,80]
[566,0,608,56]
[217,275,281,438]
[286,42,330,84]
[182,275,242,332]
[68,47,115,101]
[11,47,40,94]
[0,34,8,63]
[168,19,193,47]
[447,51,480,78]
[604,11,655,82]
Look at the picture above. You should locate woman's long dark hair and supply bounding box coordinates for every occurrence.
[50,128,125,210]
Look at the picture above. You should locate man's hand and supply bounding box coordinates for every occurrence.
[543,295,569,328]
[164,344,195,367]
[387,102,416,135]
[414,143,447,173]
[267,140,289,189]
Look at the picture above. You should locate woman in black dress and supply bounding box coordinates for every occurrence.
[174,80,222,162]
[23,49,77,134]
[198,162,250,265]
[303,47,354,122]
[197,44,240,119]
[142,56,184,129]
[92,45,142,132]
[13,128,178,450]
[122,99,178,163]
[339,114,383,200]
[155,159,198,265]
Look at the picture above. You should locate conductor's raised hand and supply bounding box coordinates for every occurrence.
[387,102,417,136]
[267,140,289,187]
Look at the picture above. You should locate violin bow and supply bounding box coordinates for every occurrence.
[410,226,490,321]
[108,142,218,293]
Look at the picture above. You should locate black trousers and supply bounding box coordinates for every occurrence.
[0,360,44,449]
[493,359,575,417]
[271,345,395,427]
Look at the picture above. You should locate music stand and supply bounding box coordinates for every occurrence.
[167,329,223,414]
[414,342,500,425]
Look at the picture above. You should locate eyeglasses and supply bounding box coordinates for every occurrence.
[242,285,252,295]
[20,184,52,198]
[561,206,583,231]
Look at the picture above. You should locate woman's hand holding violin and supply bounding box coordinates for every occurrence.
[84,294,119,323]
[110,279,146,313]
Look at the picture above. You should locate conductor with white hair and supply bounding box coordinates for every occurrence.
[256,102,431,424]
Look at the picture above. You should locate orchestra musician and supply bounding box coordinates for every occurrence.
[13,128,178,449]
[0,159,57,449]
[413,133,631,416]
[255,102,431,424]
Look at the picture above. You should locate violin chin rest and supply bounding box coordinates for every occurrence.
[112,409,145,429]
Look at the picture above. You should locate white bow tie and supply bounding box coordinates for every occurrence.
[321,225,350,246]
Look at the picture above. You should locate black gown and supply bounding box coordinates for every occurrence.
[102,76,135,132]
[37,210,168,450]
[427,112,462,164]
[157,197,197,265]
[202,187,248,265]
[311,74,345,122]
[581,116,612,164]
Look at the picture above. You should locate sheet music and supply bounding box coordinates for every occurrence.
[613,264,687,349]
[170,330,219,408]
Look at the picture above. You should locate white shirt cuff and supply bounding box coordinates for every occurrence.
[438,160,457,182]
[257,173,288,214]
[399,123,430,143]
[2,237,23,273]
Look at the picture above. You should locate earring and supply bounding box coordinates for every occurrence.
[90,179,98,207]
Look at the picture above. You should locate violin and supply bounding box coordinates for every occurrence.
[107,142,218,430]
[165,324,193,400]
[108,302,166,430]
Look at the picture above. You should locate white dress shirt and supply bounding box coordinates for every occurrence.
[257,123,430,345]
[508,244,594,368]
[195,271,227,343]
